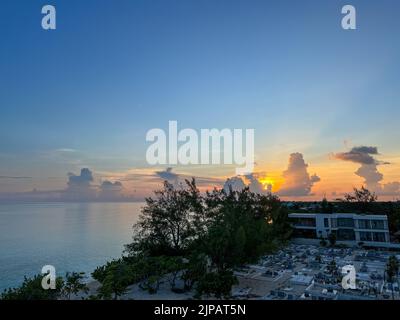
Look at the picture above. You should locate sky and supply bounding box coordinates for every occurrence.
[1,0,400,201]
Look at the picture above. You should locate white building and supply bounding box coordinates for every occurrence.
[288,213,391,247]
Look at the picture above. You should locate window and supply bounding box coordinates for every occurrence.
[324,218,329,228]
[337,229,355,241]
[371,220,385,230]
[337,218,354,228]
[292,228,317,239]
[359,232,372,241]
[358,219,370,229]
[290,217,316,227]
[372,232,386,242]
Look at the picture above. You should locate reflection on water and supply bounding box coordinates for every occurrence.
[0,202,143,291]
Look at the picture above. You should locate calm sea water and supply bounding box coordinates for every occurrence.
[0,202,143,291]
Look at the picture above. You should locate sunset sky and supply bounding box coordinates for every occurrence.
[1,0,400,201]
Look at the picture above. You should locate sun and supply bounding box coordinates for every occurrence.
[258,175,284,192]
[259,177,275,190]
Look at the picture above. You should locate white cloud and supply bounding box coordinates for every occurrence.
[278,153,320,197]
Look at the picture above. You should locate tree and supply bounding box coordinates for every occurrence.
[328,232,336,247]
[198,187,291,273]
[1,274,64,300]
[93,257,151,300]
[125,179,203,257]
[121,179,292,299]
[195,270,238,299]
[339,187,378,213]
[327,259,337,276]
[97,262,131,300]
[138,256,170,294]
[386,255,399,300]
[181,253,208,291]
[163,256,185,290]
[62,272,89,300]
[321,197,334,213]
[388,206,400,240]
[319,237,327,247]
[92,259,123,283]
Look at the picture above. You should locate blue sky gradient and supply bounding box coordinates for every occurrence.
[1,0,400,198]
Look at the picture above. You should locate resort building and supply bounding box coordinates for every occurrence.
[288,213,391,247]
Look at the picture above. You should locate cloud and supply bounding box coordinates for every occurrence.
[67,168,94,187]
[55,148,77,153]
[351,146,379,155]
[355,164,383,190]
[100,180,123,189]
[382,182,400,195]
[222,154,320,197]
[334,146,400,197]
[155,167,179,182]
[99,180,124,200]
[223,176,247,193]
[223,173,270,195]
[153,167,224,190]
[333,146,383,165]
[66,169,128,201]
[65,168,96,200]
[278,153,320,197]
[245,173,270,194]
[0,176,32,179]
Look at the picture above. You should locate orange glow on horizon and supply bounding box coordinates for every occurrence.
[258,175,284,193]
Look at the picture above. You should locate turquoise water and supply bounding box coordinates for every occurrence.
[0,202,143,291]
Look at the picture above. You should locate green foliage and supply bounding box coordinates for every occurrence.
[125,179,204,257]
[386,255,399,282]
[327,259,337,275]
[92,259,123,283]
[328,232,336,247]
[163,256,185,290]
[93,255,186,297]
[93,256,155,299]
[337,186,378,213]
[1,274,64,300]
[138,256,176,294]
[388,206,400,238]
[386,255,399,300]
[181,253,208,291]
[343,186,378,203]
[195,270,238,299]
[198,187,291,272]
[124,179,292,298]
[321,197,334,213]
[97,262,132,300]
[62,272,89,300]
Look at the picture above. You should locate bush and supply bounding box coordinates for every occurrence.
[1,274,64,300]
[195,270,238,299]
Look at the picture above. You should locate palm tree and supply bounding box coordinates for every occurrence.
[386,256,399,300]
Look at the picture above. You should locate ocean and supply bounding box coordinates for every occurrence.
[0,202,143,291]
